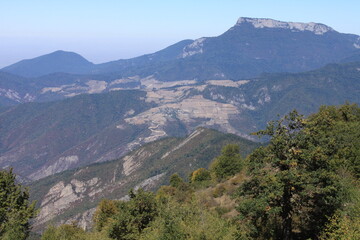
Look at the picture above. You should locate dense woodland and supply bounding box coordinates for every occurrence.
[1,104,359,240]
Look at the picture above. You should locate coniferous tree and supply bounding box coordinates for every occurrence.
[0,168,37,240]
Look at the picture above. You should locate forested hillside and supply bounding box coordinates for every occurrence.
[28,128,259,232]
[31,104,360,240]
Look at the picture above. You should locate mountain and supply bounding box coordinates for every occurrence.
[169,17,359,80]
[28,128,260,231]
[1,17,359,93]
[95,39,194,73]
[0,40,193,79]
[341,51,360,63]
[0,71,35,105]
[228,61,360,126]
[118,17,359,82]
[1,50,94,78]
[0,41,195,105]
[1,61,359,181]
[0,90,155,180]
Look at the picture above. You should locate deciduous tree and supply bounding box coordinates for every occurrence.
[210,144,243,180]
[237,110,344,239]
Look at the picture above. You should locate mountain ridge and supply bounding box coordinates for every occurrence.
[28,127,260,231]
[235,17,335,34]
[1,61,359,181]
[2,17,359,82]
[1,50,94,78]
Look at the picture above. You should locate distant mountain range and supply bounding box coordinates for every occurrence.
[1,17,360,106]
[0,17,359,179]
[3,18,360,79]
[1,17,359,235]
[1,60,359,181]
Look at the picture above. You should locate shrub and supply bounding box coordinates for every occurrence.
[210,144,244,180]
[190,168,211,183]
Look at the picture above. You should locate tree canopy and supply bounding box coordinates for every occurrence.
[210,144,244,180]
[0,168,37,240]
[39,104,360,240]
[236,105,360,239]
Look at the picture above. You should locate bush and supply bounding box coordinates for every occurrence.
[190,168,211,183]
[41,223,86,240]
[210,144,244,180]
[107,189,158,240]
[169,173,183,188]
[212,184,226,198]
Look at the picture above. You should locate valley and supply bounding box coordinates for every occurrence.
[0,16,359,239]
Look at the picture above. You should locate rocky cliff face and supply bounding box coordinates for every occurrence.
[235,17,334,35]
[35,173,165,230]
[0,78,257,181]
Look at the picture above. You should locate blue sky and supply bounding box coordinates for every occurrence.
[1,0,360,67]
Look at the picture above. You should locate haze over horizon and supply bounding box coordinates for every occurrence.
[1,0,360,68]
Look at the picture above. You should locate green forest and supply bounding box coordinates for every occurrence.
[1,104,359,240]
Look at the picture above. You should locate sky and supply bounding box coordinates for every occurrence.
[1,0,360,68]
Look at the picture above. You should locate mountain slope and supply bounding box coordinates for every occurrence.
[2,50,94,77]
[0,71,35,105]
[205,61,360,129]
[146,17,360,81]
[66,17,360,82]
[95,39,194,73]
[0,90,155,180]
[242,61,360,124]
[2,17,359,84]
[341,51,360,63]
[1,61,359,181]
[28,128,260,231]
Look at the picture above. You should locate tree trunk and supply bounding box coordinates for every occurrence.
[281,185,292,240]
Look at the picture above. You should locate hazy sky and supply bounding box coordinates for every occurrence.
[1,0,360,68]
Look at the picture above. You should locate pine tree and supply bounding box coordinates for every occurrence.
[0,168,37,240]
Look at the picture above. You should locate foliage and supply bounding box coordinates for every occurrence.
[319,213,360,240]
[0,168,37,240]
[29,127,259,229]
[43,189,158,240]
[236,110,346,239]
[140,195,237,240]
[212,184,226,198]
[319,171,360,239]
[93,199,119,232]
[210,144,244,180]
[41,222,112,240]
[305,103,360,178]
[156,185,193,204]
[41,223,87,240]
[189,168,211,183]
[169,173,184,188]
[107,189,158,240]
[37,104,359,240]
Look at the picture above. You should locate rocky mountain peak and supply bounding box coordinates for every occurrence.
[235,17,334,35]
